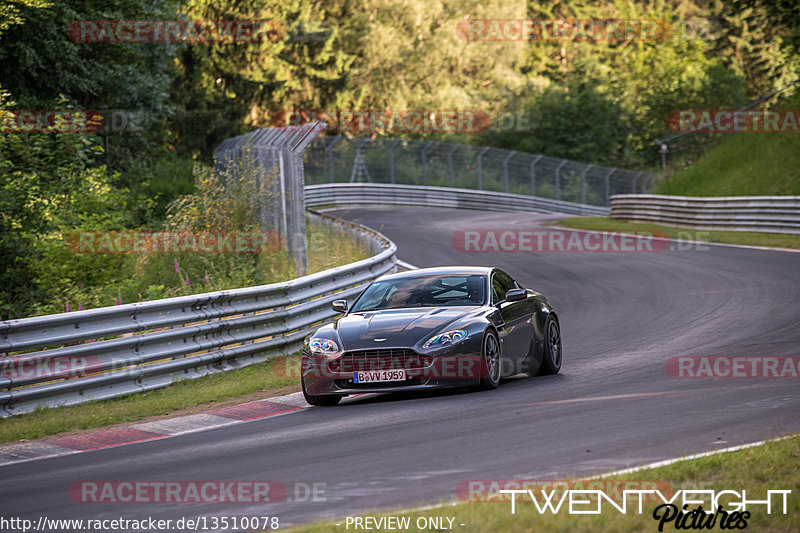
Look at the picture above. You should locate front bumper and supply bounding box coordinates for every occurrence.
[301,341,484,397]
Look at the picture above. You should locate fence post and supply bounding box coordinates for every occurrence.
[390,138,401,184]
[275,145,289,241]
[283,149,307,276]
[477,146,490,190]
[530,155,542,196]
[555,159,567,201]
[447,143,459,187]
[255,147,277,233]
[421,141,434,186]
[604,168,616,206]
[350,138,371,183]
[659,142,668,172]
[502,151,516,193]
[580,164,592,205]
[327,135,340,183]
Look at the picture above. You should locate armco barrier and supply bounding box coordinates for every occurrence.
[0,211,395,417]
[610,194,800,235]
[305,183,610,217]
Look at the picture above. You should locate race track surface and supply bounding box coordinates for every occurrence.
[2,207,799,529]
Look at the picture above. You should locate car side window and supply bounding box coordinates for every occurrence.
[500,272,521,291]
[491,275,503,304]
[492,271,518,303]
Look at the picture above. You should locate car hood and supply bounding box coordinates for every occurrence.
[333,307,478,351]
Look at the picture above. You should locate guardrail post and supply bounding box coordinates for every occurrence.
[555,159,567,201]
[530,155,542,196]
[477,146,490,190]
[580,164,592,205]
[447,144,459,187]
[326,135,340,183]
[390,138,401,184]
[604,168,616,206]
[421,141,434,186]
[502,151,516,193]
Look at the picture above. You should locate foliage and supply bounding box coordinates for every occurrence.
[1,0,798,319]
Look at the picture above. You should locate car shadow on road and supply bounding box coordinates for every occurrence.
[335,373,561,407]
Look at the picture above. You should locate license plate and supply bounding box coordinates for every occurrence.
[353,369,406,383]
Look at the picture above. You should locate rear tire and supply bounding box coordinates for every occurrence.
[302,377,342,406]
[478,329,501,390]
[539,315,562,375]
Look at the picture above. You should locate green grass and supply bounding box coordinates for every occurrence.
[30,215,372,318]
[289,434,800,532]
[653,132,800,197]
[555,217,800,250]
[0,355,300,445]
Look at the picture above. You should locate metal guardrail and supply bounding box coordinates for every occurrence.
[306,183,610,217]
[0,212,396,417]
[610,194,800,234]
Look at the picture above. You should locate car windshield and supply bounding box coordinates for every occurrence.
[351,274,487,312]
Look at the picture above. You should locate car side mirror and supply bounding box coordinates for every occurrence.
[332,300,348,313]
[505,288,527,302]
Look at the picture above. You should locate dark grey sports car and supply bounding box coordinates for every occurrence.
[301,266,561,406]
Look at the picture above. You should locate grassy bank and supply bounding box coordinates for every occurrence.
[291,434,800,532]
[555,217,800,250]
[652,132,800,197]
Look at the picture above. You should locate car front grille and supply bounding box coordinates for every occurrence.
[329,349,433,373]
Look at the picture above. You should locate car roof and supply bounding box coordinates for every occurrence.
[377,266,493,281]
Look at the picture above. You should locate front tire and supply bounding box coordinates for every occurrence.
[539,315,562,375]
[478,329,501,390]
[302,377,342,406]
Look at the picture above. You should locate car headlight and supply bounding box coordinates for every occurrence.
[423,329,467,349]
[309,337,340,356]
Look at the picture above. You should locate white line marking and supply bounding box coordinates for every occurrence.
[591,435,792,478]
[396,259,420,270]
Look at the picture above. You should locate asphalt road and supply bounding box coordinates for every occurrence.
[2,207,799,530]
